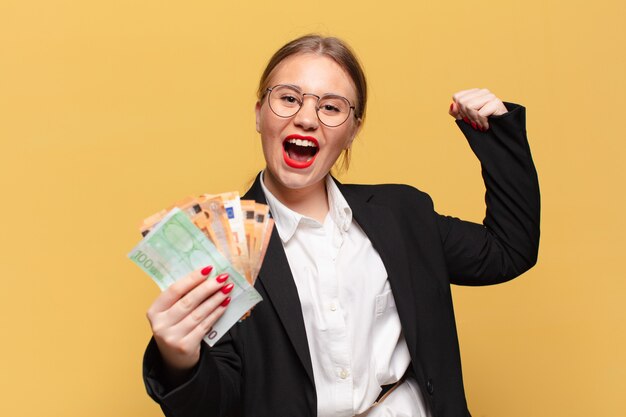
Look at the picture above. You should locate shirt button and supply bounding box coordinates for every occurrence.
[339,369,349,379]
[330,303,337,312]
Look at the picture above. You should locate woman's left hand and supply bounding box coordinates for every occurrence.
[449,88,508,131]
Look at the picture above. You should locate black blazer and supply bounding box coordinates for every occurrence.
[144,103,540,417]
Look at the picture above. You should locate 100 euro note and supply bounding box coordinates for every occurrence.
[128,208,262,346]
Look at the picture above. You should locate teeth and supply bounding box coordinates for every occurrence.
[287,138,317,147]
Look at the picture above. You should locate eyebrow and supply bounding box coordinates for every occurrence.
[276,83,352,100]
[280,83,303,92]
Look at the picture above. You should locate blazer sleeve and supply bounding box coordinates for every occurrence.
[436,103,541,285]
[143,330,242,417]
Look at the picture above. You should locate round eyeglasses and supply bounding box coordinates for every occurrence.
[265,84,356,127]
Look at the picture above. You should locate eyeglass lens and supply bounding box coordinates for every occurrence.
[268,85,352,127]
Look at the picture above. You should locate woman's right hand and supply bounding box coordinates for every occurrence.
[146,265,233,382]
[449,88,508,131]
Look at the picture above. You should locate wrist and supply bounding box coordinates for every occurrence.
[156,342,201,389]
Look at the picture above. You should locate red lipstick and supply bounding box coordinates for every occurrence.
[282,134,319,169]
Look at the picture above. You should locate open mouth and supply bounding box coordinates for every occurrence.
[282,135,319,169]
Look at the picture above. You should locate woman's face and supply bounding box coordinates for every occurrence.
[255,53,361,194]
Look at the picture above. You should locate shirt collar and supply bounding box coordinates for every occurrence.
[260,172,353,243]
[325,175,353,233]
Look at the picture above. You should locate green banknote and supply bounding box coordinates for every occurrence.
[128,208,262,346]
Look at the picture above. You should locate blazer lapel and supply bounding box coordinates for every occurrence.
[243,175,315,386]
[338,182,420,357]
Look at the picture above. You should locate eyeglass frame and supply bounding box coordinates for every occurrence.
[263,84,357,127]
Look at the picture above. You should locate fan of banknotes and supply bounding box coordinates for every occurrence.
[128,192,273,346]
[139,192,274,286]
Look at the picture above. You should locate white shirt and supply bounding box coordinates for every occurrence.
[261,173,430,417]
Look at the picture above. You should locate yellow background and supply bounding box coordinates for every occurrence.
[1,0,624,416]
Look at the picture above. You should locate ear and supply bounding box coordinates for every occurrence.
[344,117,362,149]
[255,101,262,133]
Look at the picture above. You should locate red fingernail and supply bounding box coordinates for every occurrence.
[463,117,470,124]
[216,273,229,283]
[449,102,454,112]
[221,283,234,294]
[470,121,477,130]
[220,297,231,307]
[201,266,213,276]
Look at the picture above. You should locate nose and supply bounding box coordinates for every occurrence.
[292,94,319,131]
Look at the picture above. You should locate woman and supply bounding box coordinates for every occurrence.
[143,35,540,417]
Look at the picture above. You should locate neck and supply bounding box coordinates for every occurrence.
[263,171,329,223]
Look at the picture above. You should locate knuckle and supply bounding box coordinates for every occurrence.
[190,311,204,323]
[148,313,164,332]
[202,313,218,330]
[169,285,184,300]
[151,319,167,335]
[201,319,213,332]
[179,295,193,310]
[152,325,166,337]
[163,308,179,323]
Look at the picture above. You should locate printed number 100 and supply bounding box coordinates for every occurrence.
[132,250,154,269]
